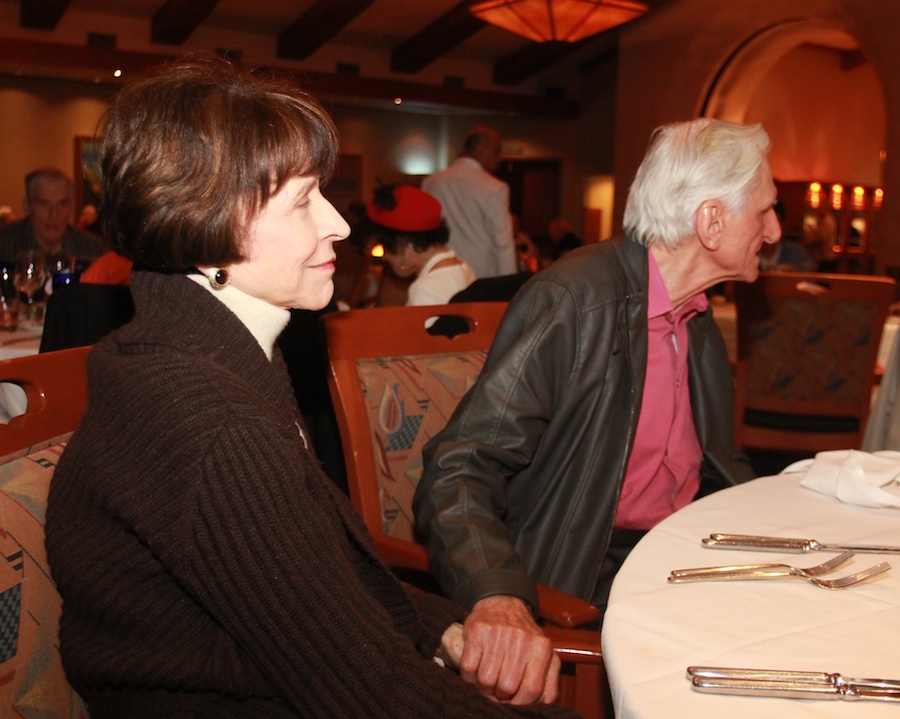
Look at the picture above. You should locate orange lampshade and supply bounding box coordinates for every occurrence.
[470,0,648,43]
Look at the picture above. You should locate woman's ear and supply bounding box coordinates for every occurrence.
[696,200,724,251]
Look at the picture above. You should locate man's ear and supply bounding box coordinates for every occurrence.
[696,200,724,251]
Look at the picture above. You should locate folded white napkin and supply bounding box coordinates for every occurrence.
[783,450,900,508]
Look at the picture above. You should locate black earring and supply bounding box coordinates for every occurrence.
[208,268,230,290]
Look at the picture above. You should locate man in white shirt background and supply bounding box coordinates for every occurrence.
[423,125,517,279]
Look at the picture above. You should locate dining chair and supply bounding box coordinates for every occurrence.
[322,302,605,719]
[0,346,92,718]
[39,282,134,353]
[733,272,896,454]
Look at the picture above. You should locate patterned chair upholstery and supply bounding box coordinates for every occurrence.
[356,350,488,542]
[734,272,895,453]
[0,436,89,718]
[0,346,93,718]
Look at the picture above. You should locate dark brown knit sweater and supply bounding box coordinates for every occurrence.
[45,271,577,718]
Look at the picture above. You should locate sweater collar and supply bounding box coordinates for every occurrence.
[187,274,290,361]
[126,270,300,423]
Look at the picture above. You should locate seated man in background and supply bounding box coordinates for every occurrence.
[0,167,107,262]
[415,118,770,683]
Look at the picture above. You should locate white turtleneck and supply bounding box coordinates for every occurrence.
[188,274,290,361]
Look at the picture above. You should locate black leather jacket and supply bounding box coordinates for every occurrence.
[414,235,755,612]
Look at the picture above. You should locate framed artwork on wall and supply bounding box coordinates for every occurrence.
[74,136,102,214]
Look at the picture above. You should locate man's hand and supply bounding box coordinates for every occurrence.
[458,595,560,705]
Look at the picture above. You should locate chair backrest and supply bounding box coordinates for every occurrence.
[0,346,91,717]
[734,272,895,452]
[325,304,606,718]
[449,272,533,303]
[39,283,134,353]
[323,303,507,542]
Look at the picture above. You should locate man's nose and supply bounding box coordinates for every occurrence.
[766,212,782,244]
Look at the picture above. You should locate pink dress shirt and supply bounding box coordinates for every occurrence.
[614,253,705,530]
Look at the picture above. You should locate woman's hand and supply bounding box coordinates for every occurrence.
[437,622,465,669]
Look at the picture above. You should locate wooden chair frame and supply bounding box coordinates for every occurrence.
[0,346,92,455]
[0,346,93,716]
[734,271,895,453]
[323,303,605,719]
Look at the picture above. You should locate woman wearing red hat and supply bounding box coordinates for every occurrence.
[367,184,475,305]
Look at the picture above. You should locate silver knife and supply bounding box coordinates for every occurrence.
[691,675,900,701]
[689,666,900,691]
[703,533,900,554]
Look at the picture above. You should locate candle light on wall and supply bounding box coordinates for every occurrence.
[830,183,844,210]
[806,181,822,209]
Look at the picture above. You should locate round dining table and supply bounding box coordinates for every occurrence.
[602,468,900,718]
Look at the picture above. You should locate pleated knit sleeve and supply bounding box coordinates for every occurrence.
[169,418,578,719]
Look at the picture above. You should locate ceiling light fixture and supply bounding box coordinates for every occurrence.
[469,0,648,43]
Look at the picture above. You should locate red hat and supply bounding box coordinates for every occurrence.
[367,184,442,232]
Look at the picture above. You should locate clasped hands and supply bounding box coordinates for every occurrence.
[438,595,560,705]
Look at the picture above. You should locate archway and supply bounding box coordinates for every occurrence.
[701,20,886,271]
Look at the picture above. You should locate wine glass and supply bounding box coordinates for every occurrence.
[14,250,47,324]
[0,263,19,331]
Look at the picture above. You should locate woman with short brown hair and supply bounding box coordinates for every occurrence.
[45,58,571,719]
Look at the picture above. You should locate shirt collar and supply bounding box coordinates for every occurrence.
[455,156,484,171]
[646,249,708,320]
[419,250,456,277]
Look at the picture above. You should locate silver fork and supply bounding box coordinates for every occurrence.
[670,560,891,589]
[670,551,855,580]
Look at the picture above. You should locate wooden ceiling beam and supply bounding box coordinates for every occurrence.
[294,68,579,118]
[0,37,580,119]
[19,0,72,30]
[493,40,584,86]
[391,1,487,74]
[0,37,174,77]
[151,0,223,45]
[277,0,376,61]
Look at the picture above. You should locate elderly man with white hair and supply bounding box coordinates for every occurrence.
[414,118,777,705]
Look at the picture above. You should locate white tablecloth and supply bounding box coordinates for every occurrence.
[0,323,43,422]
[602,471,900,718]
[0,324,42,360]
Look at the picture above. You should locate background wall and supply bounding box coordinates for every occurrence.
[2,0,897,266]
[613,0,899,269]
[0,77,595,239]
[0,76,114,213]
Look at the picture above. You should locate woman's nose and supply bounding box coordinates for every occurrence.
[316,197,350,241]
